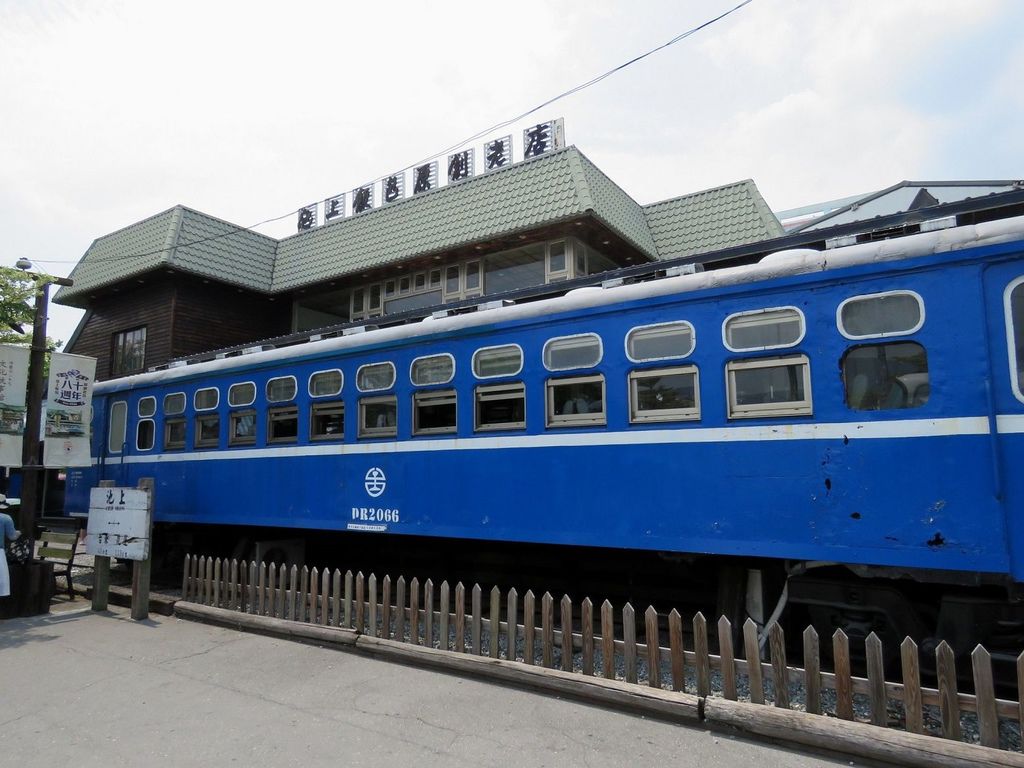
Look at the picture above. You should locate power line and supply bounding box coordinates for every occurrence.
[36,0,754,270]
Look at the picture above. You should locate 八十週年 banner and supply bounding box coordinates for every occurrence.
[44,352,96,467]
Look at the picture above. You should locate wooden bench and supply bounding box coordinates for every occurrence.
[36,519,83,600]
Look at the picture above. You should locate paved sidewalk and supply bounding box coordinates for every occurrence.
[0,607,858,768]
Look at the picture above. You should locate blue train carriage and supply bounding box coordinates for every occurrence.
[66,215,1024,649]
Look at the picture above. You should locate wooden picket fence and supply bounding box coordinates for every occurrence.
[182,554,1022,752]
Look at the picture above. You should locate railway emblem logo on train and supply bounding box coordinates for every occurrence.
[364,467,387,498]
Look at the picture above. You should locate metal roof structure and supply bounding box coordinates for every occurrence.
[55,146,783,307]
[790,180,1024,233]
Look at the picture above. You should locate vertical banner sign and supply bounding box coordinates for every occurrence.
[0,344,29,467]
[44,352,96,468]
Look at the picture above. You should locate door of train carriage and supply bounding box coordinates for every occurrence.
[62,393,121,515]
[984,255,1024,585]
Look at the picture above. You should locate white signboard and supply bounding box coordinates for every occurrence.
[86,487,152,561]
[44,352,97,468]
[0,344,29,468]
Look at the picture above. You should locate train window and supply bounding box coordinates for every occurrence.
[411,354,455,386]
[543,333,602,371]
[309,369,343,398]
[228,382,256,407]
[626,322,695,362]
[1007,278,1024,402]
[138,396,156,418]
[473,344,523,379]
[723,308,804,352]
[266,376,297,403]
[108,401,127,453]
[311,402,344,440]
[164,419,186,450]
[356,362,396,392]
[475,382,526,431]
[842,342,929,410]
[136,419,155,451]
[194,387,219,411]
[268,406,299,443]
[413,390,457,435]
[229,410,256,446]
[629,366,700,423]
[359,396,397,438]
[194,414,220,448]
[546,375,606,427]
[838,291,924,339]
[727,355,812,418]
[164,392,185,416]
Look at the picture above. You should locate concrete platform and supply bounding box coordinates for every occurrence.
[0,606,856,768]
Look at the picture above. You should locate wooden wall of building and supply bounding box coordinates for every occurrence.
[65,276,290,380]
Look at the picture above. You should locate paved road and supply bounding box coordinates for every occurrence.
[0,606,858,768]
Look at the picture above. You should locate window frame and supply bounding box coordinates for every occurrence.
[412,389,458,436]
[310,401,345,441]
[308,368,344,398]
[625,321,696,363]
[136,418,155,451]
[474,382,526,432]
[267,405,299,444]
[111,326,147,376]
[836,290,925,340]
[543,332,603,372]
[356,361,397,393]
[194,413,220,449]
[164,418,186,451]
[410,353,456,386]
[722,306,805,353]
[164,392,186,416]
[137,396,157,418]
[1005,275,1024,404]
[358,395,398,439]
[108,401,128,454]
[546,374,607,428]
[472,343,524,379]
[266,375,297,404]
[628,365,701,424]
[229,409,257,446]
[726,354,813,419]
[841,341,930,411]
[228,381,257,407]
[194,387,219,412]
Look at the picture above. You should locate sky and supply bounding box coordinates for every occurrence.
[1,0,1022,347]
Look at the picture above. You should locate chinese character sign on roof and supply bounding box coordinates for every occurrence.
[384,172,405,204]
[413,161,438,195]
[297,203,318,232]
[484,135,512,171]
[523,118,564,159]
[324,194,345,221]
[352,184,374,214]
[447,150,474,183]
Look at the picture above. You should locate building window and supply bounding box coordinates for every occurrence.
[194,414,220,448]
[194,387,219,411]
[138,397,156,418]
[838,291,924,339]
[726,355,812,418]
[629,366,700,423]
[229,410,256,445]
[359,395,397,438]
[164,392,186,416]
[311,402,344,440]
[1008,277,1024,402]
[413,390,457,435]
[843,342,929,410]
[136,419,155,451]
[546,375,606,427]
[268,406,299,443]
[164,419,185,450]
[111,327,146,376]
[723,308,804,352]
[475,382,525,431]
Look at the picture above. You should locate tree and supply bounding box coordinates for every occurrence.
[0,266,61,352]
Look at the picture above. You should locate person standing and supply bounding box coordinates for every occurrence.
[0,495,20,598]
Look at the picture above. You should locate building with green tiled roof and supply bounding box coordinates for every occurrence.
[57,146,783,379]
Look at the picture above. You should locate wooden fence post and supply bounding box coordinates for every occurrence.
[936,641,961,741]
[455,582,466,653]
[424,578,434,647]
[803,625,820,716]
[833,629,853,720]
[344,570,353,629]
[560,594,573,672]
[645,606,660,688]
[693,612,709,698]
[972,644,999,748]
[489,586,500,659]
[506,587,518,662]
[718,615,736,700]
[601,600,614,679]
[622,603,637,684]
[355,571,365,633]
[523,590,536,665]
[865,632,886,726]
[541,592,554,669]
[439,581,450,651]
[669,609,684,692]
[368,574,378,637]
[581,597,594,676]
[381,575,390,638]
[331,569,341,627]
[409,577,420,645]
[471,584,481,655]
[769,623,788,708]
[395,576,406,640]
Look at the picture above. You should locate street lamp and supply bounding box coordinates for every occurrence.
[14,259,73,537]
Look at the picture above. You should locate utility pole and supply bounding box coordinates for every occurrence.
[14,259,73,536]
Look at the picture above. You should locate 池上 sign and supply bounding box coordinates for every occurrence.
[85,487,152,561]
